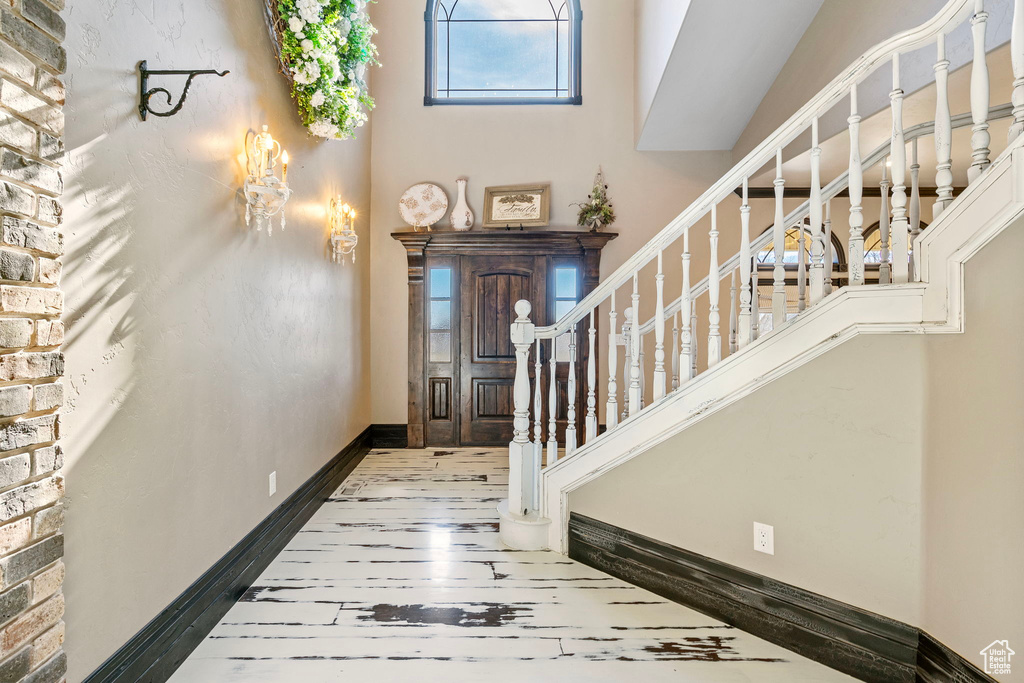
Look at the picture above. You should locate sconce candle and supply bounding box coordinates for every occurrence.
[330,197,359,265]
[243,125,291,234]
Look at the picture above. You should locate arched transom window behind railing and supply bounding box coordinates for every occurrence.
[425,0,582,105]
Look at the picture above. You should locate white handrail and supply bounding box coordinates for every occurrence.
[634,102,1013,335]
[534,0,975,339]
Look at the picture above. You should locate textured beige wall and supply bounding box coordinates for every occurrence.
[61,1,372,680]
[368,0,732,425]
[921,220,1024,671]
[570,334,928,624]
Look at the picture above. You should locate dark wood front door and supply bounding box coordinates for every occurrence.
[459,255,541,446]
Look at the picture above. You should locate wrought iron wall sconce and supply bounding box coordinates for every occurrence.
[329,197,358,265]
[138,60,229,120]
[243,125,291,234]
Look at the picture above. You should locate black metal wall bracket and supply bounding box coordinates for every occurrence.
[138,60,230,121]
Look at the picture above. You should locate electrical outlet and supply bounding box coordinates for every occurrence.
[754,522,774,555]
[269,471,277,497]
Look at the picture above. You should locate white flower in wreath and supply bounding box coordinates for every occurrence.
[338,17,351,37]
[288,16,305,33]
[300,38,314,53]
[310,90,326,108]
[296,0,322,24]
[309,119,339,138]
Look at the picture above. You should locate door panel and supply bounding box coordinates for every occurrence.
[460,256,540,446]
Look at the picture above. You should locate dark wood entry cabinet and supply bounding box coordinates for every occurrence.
[393,230,616,448]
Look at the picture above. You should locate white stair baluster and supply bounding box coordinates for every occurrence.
[729,269,738,355]
[909,138,921,281]
[810,117,825,305]
[880,159,891,285]
[566,325,577,455]
[638,337,646,410]
[547,345,557,466]
[739,177,752,348]
[797,222,807,312]
[533,338,543,477]
[690,301,698,379]
[671,310,680,392]
[653,251,666,401]
[849,82,866,285]
[708,205,722,368]
[934,33,954,217]
[621,308,630,424]
[586,310,597,442]
[772,149,787,326]
[824,199,834,295]
[628,275,642,415]
[1011,0,1024,142]
[891,53,910,284]
[680,231,693,382]
[969,0,991,182]
[751,262,760,341]
[508,300,536,516]
[606,291,618,431]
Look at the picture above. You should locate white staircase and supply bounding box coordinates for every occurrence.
[498,0,1024,552]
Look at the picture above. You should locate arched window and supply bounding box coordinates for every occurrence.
[862,221,929,264]
[425,0,583,105]
[757,225,845,267]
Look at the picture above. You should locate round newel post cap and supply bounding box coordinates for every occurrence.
[514,299,532,319]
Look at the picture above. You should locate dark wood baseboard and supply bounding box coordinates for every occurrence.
[84,426,375,683]
[370,423,409,448]
[568,513,995,683]
[917,630,995,683]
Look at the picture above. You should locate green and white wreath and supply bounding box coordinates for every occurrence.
[271,0,378,140]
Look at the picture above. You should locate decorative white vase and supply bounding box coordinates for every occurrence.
[450,177,474,231]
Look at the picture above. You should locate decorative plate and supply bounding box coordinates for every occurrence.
[399,183,448,228]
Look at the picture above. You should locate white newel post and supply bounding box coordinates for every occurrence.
[606,290,618,431]
[1011,0,1024,142]
[934,33,954,217]
[739,178,752,348]
[772,149,787,326]
[653,252,667,401]
[880,159,892,285]
[809,117,825,305]
[969,0,991,183]
[708,205,722,367]
[891,53,910,284]
[533,338,543,490]
[849,82,866,285]
[506,300,536,517]
[586,310,597,442]
[498,299,551,551]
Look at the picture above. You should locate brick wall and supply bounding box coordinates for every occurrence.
[0,0,65,681]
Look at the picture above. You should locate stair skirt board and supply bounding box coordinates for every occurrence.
[84,426,380,683]
[567,513,995,683]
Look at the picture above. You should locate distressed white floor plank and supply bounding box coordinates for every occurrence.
[171,448,854,683]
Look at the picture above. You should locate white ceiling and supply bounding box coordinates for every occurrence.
[636,0,824,152]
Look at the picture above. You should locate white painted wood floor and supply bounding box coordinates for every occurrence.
[171,448,854,682]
